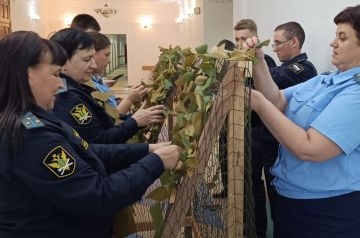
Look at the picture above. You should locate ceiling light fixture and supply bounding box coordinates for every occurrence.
[94,1,118,18]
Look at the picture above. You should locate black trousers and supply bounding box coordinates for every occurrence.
[218,121,228,194]
[219,121,278,237]
[251,137,278,237]
[274,191,360,238]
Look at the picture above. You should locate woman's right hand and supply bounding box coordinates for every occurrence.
[243,36,265,61]
[153,144,181,170]
[132,103,165,127]
[149,142,171,152]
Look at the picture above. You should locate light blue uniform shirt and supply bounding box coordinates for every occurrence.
[271,66,360,199]
[91,74,118,108]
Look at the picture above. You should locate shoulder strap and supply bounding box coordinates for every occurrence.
[21,112,45,129]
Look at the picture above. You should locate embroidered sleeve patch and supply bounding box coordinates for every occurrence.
[80,140,89,151]
[288,63,304,74]
[43,146,76,178]
[70,104,92,125]
[72,128,80,138]
[72,128,89,151]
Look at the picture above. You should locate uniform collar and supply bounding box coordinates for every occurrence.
[323,66,360,86]
[30,105,63,125]
[60,73,83,90]
[282,53,308,66]
[91,74,102,83]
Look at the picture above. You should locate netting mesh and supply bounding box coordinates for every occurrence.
[114,60,255,238]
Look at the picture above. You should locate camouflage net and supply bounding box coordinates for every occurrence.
[114,44,260,238]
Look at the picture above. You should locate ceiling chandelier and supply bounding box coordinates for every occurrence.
[94,1,118,18]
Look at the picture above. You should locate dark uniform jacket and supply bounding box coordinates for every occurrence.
[0,106,164,238]
[54,74,138,144]
[270,53,317,90]
[252,52,317,141]
[264,54,277,69]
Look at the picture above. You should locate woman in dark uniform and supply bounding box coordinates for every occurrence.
[88,31,147,114]
[0,31,179,238]
[51,28,164,144]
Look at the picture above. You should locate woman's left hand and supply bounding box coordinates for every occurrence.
[127,84,147,103]
[249,88,266,113]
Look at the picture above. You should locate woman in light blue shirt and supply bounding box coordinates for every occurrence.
[89,32,147,114]
[245,5,360,238]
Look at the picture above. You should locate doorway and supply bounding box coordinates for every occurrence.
[105,34,128,99]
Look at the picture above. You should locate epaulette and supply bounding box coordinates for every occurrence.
[288,63,304,74]
[21,112,45,129]
[56,78,68,94]
[320,71,332,75]
[354,73,360,83]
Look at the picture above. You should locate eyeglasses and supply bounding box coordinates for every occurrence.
[271,39,292,49]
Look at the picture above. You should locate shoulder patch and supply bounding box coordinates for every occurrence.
[70,104,92,125]
[43,146,76,178]
[288,63,304,74]
[56,78,68,94]
[21,112,45,129]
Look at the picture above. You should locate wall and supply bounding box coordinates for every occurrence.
[233,0,360,73]
[10,0,49,37]
[51,0,183,85]
[203,0,233,49]
[177,0,204,50]
[10,0,189,85]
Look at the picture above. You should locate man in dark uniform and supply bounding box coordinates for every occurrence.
[214,19,277,202]
[251,21,317,237]
[234,19,277,68]
[70,13,101,32]
[270,22,317,89]
[214,20,277,208]
[213,20,276,238]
